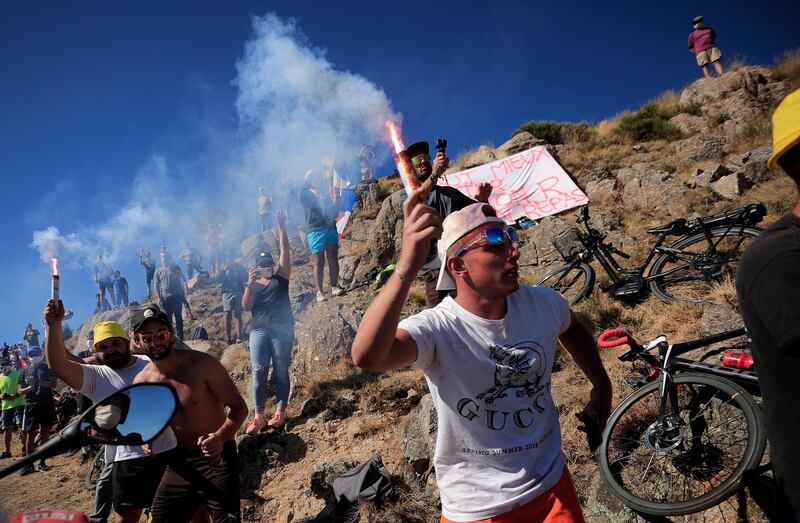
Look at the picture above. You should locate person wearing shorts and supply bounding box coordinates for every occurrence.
[19,348,57,475]
[0,358,26,459]
[688,15,724,78]
[352,200,612,522]
[299,170,343,302]
[217,254,247,344]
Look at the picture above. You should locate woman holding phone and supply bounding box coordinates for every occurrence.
[242,210,295,432]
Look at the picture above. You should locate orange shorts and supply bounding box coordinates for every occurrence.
[440,466,585,523]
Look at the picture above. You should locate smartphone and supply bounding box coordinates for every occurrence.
[256,267,274,279]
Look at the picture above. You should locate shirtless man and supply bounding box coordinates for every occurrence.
[130,306,247,522]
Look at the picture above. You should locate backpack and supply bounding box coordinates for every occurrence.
[190,326,209,340]
[331,453,393,514]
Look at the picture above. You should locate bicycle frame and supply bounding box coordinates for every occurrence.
[630,328,760,422]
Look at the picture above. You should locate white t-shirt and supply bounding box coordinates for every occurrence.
[399,286,571,522]
[80,355,177,462]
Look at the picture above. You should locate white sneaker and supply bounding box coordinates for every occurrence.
[331,286,345,297]
[316,291,327,302]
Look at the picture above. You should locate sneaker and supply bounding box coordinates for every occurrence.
[316,291,327,302]
[245,417,268,435]
[331,286,345,297]
[267,411,286,429]
[38,462,51,472]
[0,451,11,459]
[19,464,35,476]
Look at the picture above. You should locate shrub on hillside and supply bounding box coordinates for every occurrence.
[614,103,680,142]
[774,48,800,89]
[512,120,565,145]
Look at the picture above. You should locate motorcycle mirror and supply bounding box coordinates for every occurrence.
[0,383,177,479]
[79,383,178,445]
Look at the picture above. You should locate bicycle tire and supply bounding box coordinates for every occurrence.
[598,373,765,516]
[648,226,761,304]
[85,448,106,491]
[535,262,595,305]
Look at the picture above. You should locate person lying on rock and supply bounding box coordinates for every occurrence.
[352,180,612,523]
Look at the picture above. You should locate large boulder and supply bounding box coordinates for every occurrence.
[709,173,745,200]
[674,134,730,161]
[669,113,709,135]
[517,216,573,279]
[351,179,381,215]
[497,132,546,156]
[461,145,497,169]
[291,302,363,376]
[400,394,437,475]
[725,146,774,186]
[584,178,618,200]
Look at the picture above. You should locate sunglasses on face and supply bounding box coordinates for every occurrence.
[410,153,431,168]
[455,226,519,257]
[136,330,172,345]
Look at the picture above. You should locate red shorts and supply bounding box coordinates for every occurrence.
[441,466,585,523]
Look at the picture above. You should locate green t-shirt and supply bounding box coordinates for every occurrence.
[0,370,26,410]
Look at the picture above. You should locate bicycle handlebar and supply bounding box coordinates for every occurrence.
[597,328,632,348]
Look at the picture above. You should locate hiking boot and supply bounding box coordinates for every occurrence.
[331,286,345,297]
[316,291,327,303]
[19,464,35,476]
[38,461,50,472]
[245,417,268,435]
[0,451,11,459]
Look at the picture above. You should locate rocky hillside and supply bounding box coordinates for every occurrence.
[5,62,797,522]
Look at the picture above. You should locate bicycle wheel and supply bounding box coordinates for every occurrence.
[85,448,106,491]
[648,226,761,303]
[598,373,765,516]
[535,262,595,305]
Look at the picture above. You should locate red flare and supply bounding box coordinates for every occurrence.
[51,257,59,277]
[385,120,405,154]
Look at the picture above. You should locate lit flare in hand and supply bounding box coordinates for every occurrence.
[385,120,418,194]
[51,257,60,301]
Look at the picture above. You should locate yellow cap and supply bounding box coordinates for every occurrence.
[769,88,800,169]
[92,321,129,348]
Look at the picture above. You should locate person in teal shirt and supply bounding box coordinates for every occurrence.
[0,358,26,458]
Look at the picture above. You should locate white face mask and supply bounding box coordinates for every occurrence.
[29,356,43,366]
[93,404,122,430]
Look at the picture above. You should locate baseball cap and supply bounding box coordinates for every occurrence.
[768,88,800,169]
[692,15,703,24]
[255,250,274,267]
[435,203,506,291]
[93,321,130,348]
[128,306,173,333]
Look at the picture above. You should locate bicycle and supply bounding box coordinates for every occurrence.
[595,327,764,516]
[536,203,765,304]
[84,445,105,491]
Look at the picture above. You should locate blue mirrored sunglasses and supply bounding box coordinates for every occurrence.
[454,226,519,257]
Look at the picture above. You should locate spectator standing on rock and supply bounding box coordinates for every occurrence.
[352,190,612,522]
[94,255,117,308]
[402,140,493,308]
[258,186,272,233]
[131,305,247,523]
[22,323,40,349]
[140,249,156,301]
[737,88,800,520]
[154,254,187,340]
[95,292,112,313]
[1,358,26,459]
[18,347,57,475]
[243,211,295,433]
[180,242,204,280]
[112,271,130,309]
[217,253,247,344]
[299,170,343,302]
[688,15,724,79]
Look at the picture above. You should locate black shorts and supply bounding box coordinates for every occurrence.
[22,399,56,432]
[146,266,156,284]
[112,450,173,511]
[1,405,24,431]
[149,441,240,523]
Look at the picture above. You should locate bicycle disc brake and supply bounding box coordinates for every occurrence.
[643,417,685,452]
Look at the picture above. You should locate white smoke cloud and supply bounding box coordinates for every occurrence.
[29,12,398,270]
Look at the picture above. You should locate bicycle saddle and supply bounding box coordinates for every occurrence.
[647,218,687,236]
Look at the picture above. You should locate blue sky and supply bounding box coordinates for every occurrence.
[1,1,797,341]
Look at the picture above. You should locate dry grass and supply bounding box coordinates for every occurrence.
[354,205,381,220]
[774,48,800,89]
[343,242,370,258]
[743,175,797,222]
[649,90,681,117]
[349,414,392,439]
[707,276,740,311]
[728,56,749,72]
[295,357,365,402]
[406,282,427,308]
[379,174,403,200]
[345,487,438,523]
